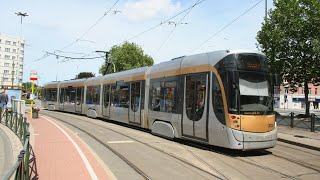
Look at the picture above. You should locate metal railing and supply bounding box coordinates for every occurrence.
[276,112,320,132]
[0,108,36,180]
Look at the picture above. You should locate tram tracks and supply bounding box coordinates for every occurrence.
[41,111,223,179]
[40,110,320,179]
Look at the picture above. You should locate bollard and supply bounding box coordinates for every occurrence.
[311,113,315,132]
[290,112,294,128]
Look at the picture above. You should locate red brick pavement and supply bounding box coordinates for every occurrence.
[29,115,111,180]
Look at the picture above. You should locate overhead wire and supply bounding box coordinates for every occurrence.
[60,0,120,50]
[192,0,264,53]
[154,0,202,56]
[127,0,207,41]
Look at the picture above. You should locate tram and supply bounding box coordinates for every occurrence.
[42,50,280,150]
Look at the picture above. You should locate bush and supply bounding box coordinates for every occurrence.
[25,99,35,104]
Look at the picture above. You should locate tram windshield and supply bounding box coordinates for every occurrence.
[222,53,273,115]
[238,71,272,114]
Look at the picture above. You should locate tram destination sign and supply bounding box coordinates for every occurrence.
[30,70,38,81]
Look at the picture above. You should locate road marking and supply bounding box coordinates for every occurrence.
[41,116,98,180]
[107,140,134,144]
[33,134,40,136]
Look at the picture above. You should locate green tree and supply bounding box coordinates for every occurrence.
[75,72,95,79]
[256,0,320,116]
[23,82,38,92]
[99,41,154,75]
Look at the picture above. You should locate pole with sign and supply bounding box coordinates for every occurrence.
[30,71,38,118]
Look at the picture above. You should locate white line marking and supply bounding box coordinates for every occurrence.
[41,116,98,180]
[33,134,40,136]
[107,140,134,144]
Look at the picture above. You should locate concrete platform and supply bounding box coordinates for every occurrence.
[28,115,114,180]
[277,125,320,150]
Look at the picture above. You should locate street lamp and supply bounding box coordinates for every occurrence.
[95,51,115,75]
[15,12,28,89]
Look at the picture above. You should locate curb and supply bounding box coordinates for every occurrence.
[277,138,320,152]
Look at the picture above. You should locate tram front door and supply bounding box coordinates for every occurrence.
[182,73,209,141]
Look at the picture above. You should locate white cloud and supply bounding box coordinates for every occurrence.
[123,0,182,21]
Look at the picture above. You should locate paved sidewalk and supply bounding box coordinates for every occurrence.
[29,115,113,180]
[277,125,320,150]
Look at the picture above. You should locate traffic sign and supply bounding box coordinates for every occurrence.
[30,70,38,81]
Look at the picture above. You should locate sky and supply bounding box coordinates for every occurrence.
[0,0,274,85]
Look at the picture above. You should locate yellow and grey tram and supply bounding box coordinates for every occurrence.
[42,50,279,150]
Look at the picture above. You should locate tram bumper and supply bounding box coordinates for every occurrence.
[230,127,277,150]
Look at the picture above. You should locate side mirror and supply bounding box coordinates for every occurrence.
[273,74,280,86]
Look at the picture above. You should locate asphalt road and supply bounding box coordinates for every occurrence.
[41,110,320,179]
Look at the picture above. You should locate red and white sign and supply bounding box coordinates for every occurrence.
[30,71,38,81]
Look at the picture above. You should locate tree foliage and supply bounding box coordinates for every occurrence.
[256,0,320,116]
[75,72,95,79]
[99,41,154,75]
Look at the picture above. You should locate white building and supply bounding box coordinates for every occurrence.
[0,33,25,89]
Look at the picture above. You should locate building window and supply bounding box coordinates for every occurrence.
[4,63,9,67]
[5,41,11,45]
[5,48,10,52]
[12,49,16,53]
[302,88,304,94]
[5,55,10,59]
[3,78,9,82]
[13,42,17,46]
[19,71,23,76]
[0,39,2,43]
[20,50,24,54]
[12,71,15,75]
[315,88,318,95]
[21,43,24,47]
[4,70,9,74]
[20,57,23,61]
[308,88,311,94]
[285,88,289,94]
[20,65,23,68]
[12,56,16,60]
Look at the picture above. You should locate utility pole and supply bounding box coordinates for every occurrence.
[265,0,267,23]
[95,51,115,75]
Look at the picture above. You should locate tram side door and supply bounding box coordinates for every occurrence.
[59,88,64,110]
[102,85,111,117]
[129,82,141,125]
[182,74,209,141]
[75,87,83,113]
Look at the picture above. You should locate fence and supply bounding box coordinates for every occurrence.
[0,101,36,180]
[276,112,320,132]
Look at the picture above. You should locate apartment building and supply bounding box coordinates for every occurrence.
[0,33,25,89]
[275,83,320,110]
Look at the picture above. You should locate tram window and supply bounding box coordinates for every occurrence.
[212,74,225,124]
[70,88,76,103]
[65,88,70,103]
[51,89,57,101]
[76,87,83,105]
[150,80,177,113]
[59,88,65,103]
[119,83,129,108]
[186,75,207,121]
[103,85,110,108]
[111,85,119,107]
[86,86,100,105]
[131,82,140,112]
